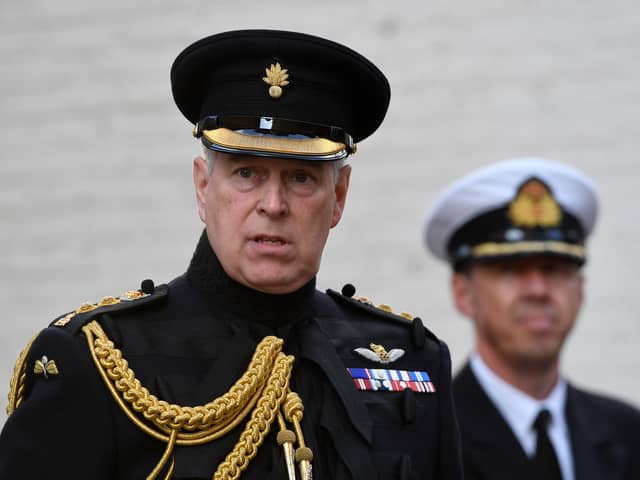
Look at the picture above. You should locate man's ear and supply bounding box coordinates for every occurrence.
[331,165,351,228]
[193,155,210,223]
[452,272,474,318]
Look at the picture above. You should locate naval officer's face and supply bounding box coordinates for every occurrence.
[453,256,583,372]
[194,151,350,294]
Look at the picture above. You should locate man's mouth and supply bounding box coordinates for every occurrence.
[253,235,287,246]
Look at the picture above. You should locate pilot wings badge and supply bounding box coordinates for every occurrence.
[354,343,405,364]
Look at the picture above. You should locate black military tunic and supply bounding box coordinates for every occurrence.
[0,233,463,479]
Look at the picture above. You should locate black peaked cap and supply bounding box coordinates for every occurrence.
[170,29,390,144]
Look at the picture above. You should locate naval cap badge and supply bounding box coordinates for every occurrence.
[508,177,562,228]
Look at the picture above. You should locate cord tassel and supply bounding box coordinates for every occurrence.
[277,414,297,480]
[283,392,314,480]
[295,446,313,480]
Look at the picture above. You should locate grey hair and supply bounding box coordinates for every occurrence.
[201,143,348,182]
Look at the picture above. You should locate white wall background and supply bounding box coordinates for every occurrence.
[2,0,639,426]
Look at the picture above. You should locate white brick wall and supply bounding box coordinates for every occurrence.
[2,0,639,425]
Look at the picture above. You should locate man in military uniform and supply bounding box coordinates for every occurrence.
[0,30,463,479]
[423,157,640,480]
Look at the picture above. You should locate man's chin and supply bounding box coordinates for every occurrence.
[241,270,313,295]
[512,348,560,372]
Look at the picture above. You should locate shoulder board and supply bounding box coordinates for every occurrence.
[326,288,414,324]
[326,287,439,347]
[48,283,168,335]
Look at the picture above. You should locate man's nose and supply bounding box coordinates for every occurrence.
[257,179,289,217]
[522,267,550,297]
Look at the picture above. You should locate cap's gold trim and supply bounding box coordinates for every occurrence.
[508,179,562,228]
[472,241,585,259]
[203,128,347,156]
[262,63,290,99]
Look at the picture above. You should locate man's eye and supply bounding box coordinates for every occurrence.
[292,172,312,183]
[237,168,253,178]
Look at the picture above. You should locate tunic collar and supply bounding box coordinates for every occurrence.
[185,230,316,334]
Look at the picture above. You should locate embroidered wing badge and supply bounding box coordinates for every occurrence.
[354,343,405,364]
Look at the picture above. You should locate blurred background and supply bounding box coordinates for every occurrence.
[1,0,639,426]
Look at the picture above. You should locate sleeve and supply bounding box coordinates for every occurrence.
[0,327,115,479]
[436,339,464,480]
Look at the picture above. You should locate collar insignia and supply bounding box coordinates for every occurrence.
[354,343,405,364]
[34,356,59,378]
[262,62,290,99]
[508,178,562,228]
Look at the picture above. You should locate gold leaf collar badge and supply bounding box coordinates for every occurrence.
[262,62,290,98]
[34,355,59,378]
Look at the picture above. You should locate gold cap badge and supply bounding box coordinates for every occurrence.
[262,62,290,98]
[508,178,562,228]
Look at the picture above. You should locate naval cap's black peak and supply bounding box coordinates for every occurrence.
[170,29,390,144]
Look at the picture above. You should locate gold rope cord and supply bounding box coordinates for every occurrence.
[82,320,301,480]
[213,352,294,480]
[6,331,40,415]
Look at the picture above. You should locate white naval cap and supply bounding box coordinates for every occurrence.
[424,157,599,266]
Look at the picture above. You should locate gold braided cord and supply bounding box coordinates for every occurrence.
[213,352,294,480]
[6,331,40,415]
[81,320,304,479]
[83,321,282,441]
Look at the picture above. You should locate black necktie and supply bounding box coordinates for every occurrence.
[532,409,563,480]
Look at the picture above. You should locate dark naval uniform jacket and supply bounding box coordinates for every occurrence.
[453,363,640,480]
[0,234,463,479]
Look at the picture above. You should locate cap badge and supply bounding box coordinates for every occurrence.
[34,356,59,379]
[354,343,405,364]
[262,62,290,98]
[508,178,562,228]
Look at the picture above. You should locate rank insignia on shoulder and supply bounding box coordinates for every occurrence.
[51,281,160,330]
[354,343,405,364]
[347,368,436,393]
[34,356,59,379]
[330,285,416,322]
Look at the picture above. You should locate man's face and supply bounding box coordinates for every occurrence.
[452,256,583,372]
[194,151,350,294]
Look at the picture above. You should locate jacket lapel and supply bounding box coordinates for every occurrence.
[298,317,376,479]
[454,364,535,480]
[567,385,627,480]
